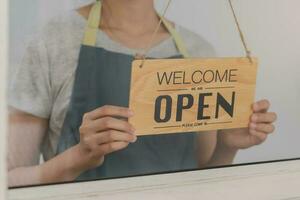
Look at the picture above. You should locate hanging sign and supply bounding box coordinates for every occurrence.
[129,57,258,136]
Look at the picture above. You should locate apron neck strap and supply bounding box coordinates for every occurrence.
[158,16,190,58]
[82,0,101,47]
[82,0,190,58]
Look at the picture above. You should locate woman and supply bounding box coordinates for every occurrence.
[8,0,277,187]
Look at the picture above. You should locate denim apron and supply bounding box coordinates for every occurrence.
[57,0,198,181]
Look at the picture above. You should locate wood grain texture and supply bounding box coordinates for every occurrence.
[129,57,258,136]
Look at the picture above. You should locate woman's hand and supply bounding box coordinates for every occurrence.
[218,99,277,150]
[77,105,137,171]
[7,106,136,186]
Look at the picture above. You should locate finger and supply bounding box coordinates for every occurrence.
[84,105,134,120]
[91,117,135,133]
[251,112,277,123]
[250,123,275,134]
[249,129,268,144]
[97,141,130,155]
[252,99,270,113]
[92,130,137,145]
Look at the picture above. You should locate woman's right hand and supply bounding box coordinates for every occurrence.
[8,106,136,186]
[77,105,137,171]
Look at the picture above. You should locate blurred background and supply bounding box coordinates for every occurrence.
[9,0,300,164]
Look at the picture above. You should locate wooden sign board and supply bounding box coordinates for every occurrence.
[129,57,258,136]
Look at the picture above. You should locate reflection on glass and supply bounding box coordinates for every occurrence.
[7,0,280,188]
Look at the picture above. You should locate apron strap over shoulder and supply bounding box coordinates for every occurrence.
[159,16,190,58]
[82,0,190,58]
[82,0,101,46]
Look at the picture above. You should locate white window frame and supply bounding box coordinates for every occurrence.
[0,0,8,199]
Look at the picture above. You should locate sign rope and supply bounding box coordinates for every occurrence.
[228,0,253,63]
[136,0,173,68]
[138,0,253,67]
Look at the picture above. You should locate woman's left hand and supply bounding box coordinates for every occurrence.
[218,99,277,150]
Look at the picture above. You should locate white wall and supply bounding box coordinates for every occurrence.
[8,0,300,168]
